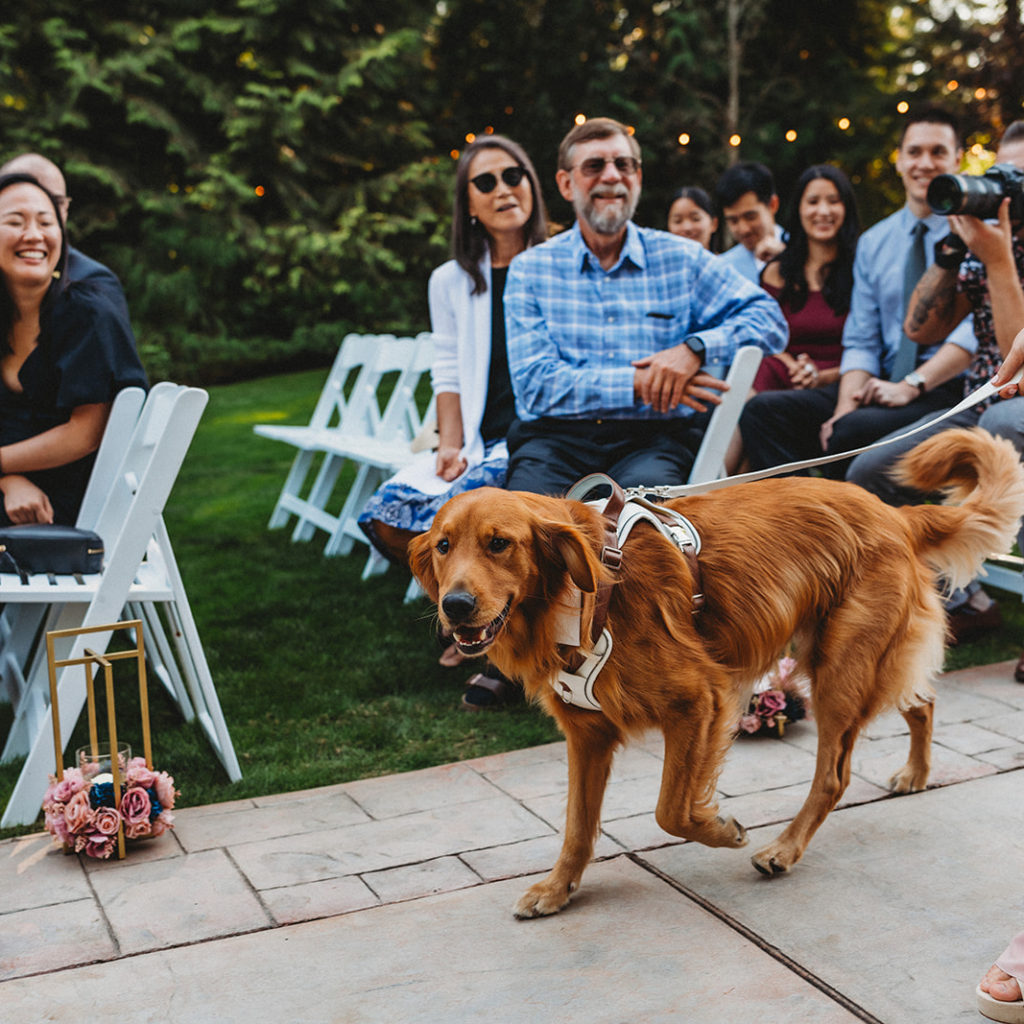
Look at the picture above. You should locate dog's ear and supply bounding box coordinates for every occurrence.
[536,521,600,593]
[407,532,440,602]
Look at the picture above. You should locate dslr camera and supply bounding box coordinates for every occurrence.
[927,162,1024,221]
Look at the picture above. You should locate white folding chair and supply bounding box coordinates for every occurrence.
[688,346,763,485]
[253,333,427,552]
[0,386,147,712]
[982,552,1024,596]
[323,334,436,559]
[0,384,241,826]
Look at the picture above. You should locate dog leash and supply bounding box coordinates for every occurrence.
[626,368,1024,501]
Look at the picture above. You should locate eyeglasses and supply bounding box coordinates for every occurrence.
[573,156,642,178]
[469,166,527,193]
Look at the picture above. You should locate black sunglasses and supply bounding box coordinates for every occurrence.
[470,166,527,193]
[574,156,642,178]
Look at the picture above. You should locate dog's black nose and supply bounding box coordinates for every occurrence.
[442,590,477,623]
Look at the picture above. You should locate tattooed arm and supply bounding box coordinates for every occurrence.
[949,199,1024,357]
[903,262,972,345]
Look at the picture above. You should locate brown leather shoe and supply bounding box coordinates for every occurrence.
[946,602,1002,645]
[1015,651,1024,684]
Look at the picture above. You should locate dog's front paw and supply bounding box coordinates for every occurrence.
[888,764,929,794]
[513,879,576,919]
[716,815,749,848]
[750,842,796,877]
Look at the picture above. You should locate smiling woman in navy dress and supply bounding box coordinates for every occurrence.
[0,173,147,526]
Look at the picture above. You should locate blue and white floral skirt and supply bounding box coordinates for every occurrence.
[358,442,507,561]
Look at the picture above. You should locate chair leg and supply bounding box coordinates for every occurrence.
[294,453,346,542]
[269,449,315,529]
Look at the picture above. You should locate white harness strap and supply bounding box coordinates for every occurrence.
[551,498,701,712]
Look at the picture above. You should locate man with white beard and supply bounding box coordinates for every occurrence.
[502,116,787,494]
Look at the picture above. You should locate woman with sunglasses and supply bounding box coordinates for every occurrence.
[359,135,548,707]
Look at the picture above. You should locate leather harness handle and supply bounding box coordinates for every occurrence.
[564,473,704,653]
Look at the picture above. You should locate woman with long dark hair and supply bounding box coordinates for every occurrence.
[666,186,718,250]
[754,164,860,392]
[0,172,146,525]
[359,136,548,706]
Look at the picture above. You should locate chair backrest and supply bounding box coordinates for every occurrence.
[687,346,763,485]
[309,333,426,443]
[76,386,147,529]
[350,335,422,443]
[390,332,436,442]
[312,333,380,432]
[91,384,209,589]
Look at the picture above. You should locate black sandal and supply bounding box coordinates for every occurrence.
[462,671,514,711]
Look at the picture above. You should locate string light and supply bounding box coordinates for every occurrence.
[254,185,265,197]
[947,80,959,91]
[974,87,986,100]
[449,149,459,160]
[729,134,741,147]
[896,101,909,113]
[574,113,587,125]
[465,132,476,143]
[838,117,851,130]
[785,129,797,142]
[678,133,690,146]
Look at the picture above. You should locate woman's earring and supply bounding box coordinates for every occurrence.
[470,215,479,227]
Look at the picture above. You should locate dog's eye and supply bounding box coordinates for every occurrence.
[436,538,449,554]
[488,536,511,553]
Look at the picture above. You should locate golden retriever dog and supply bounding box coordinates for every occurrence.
[409,428,1024,918]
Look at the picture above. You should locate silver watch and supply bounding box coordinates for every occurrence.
[903,371,926,393]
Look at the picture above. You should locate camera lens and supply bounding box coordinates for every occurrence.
[927,175,967,215]
[927,173,1005,218]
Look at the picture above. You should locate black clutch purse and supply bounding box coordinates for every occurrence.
[0,524,105,580]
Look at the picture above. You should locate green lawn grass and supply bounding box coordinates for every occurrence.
[1,368,1021,840]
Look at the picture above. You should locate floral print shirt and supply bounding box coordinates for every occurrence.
[958,234,1024,411]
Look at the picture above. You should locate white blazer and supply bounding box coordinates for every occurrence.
[389,253,507,496]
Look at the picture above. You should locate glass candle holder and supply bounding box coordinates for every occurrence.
[76,741,132,780]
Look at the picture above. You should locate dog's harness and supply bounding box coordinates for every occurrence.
[552,473,704,712]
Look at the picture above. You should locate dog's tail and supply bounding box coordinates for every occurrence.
[892,426,1024,591]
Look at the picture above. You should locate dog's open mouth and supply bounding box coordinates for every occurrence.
[451,599,511,655]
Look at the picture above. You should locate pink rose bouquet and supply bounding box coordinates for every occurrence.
[736,656,811,738]
[42,756,179,859]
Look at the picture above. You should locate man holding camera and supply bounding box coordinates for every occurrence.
[739,107,977,474]
[845,120,1024,663]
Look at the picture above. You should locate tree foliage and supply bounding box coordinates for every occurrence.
[0,0,1017,382]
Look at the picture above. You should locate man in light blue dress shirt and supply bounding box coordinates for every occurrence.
[715,161,786,283]
[740,107,977,475]
[503,117,788,495]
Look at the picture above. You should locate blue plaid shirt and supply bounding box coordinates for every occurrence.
[504,222,788,420]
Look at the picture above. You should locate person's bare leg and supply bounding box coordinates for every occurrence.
[371,522,417,567]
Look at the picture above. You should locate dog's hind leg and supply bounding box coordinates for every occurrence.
[514,716,620,919]
[889,699,933,793]
[751,709,859,876]
[655,687,748,848]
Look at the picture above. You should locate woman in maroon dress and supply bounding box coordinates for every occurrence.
[754,164,860,393]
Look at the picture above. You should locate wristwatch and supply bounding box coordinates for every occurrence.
[903,370,927,393]
[682,335,706,364]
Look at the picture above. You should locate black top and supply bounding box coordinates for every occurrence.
[478,266,516,444]
[1,278,149,525]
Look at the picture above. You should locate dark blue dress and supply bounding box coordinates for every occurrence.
[0,279,148,525]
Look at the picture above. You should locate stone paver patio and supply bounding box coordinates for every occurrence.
[2,659,1023,1022]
